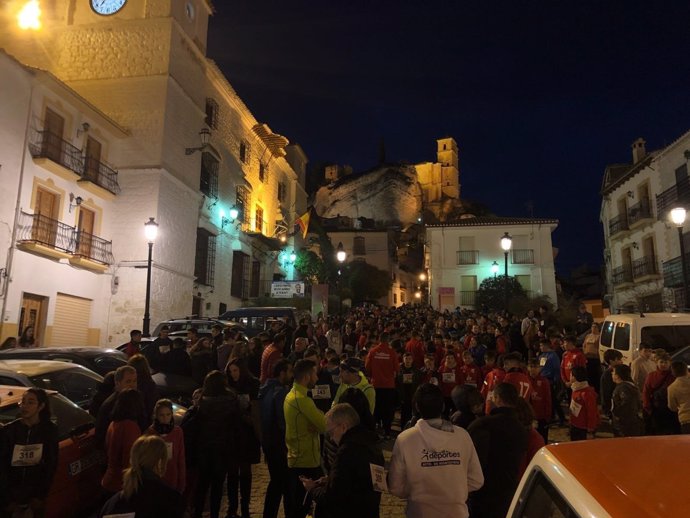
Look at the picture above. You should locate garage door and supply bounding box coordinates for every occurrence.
[52,293,91,346]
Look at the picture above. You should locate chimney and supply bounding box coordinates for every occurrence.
[632,138,646,164]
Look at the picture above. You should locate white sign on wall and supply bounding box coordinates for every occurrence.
[271,281,305,298]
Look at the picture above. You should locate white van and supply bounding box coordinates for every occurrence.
[598,312,690,364]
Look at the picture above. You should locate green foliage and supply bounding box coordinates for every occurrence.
[294,249,328,284]
[475,275,527,312]
[341,260,392,303]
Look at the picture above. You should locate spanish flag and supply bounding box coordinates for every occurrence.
[295,209,311,239]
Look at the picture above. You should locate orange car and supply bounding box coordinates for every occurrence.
[508,436,690,517]
[0,385,104,518]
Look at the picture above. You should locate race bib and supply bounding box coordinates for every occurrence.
[370,463,388,492]
[159,345,170,354]
[312,385,331,399]
[402,373,413,384]
[570,399,582,417]
[332,375,341,385]
[442,372,455,384]
[12,444,43,467]
[539,357,546,367]
[166,442,173,460]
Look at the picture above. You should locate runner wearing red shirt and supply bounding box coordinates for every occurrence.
[482,363,506,414]
[420,355,439,386]
[404,331,426,369]
[503,353,533,402]
[569,366,600,440]
[528,359,552,444]
[438,352,464,415]
[560,336,586,389]
[481,351,498,379]
[365,333,399,438]
[460,351,484,388]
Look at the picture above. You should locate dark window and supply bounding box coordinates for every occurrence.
[514,471,577,518]
[250,260,261,298]
[231,251,250,299]
[641,325,690,354]
[353,236,366,256]
[194,228,217,287]
[236,185,250,226]
[675,164,688,184]
[256,206,264,234]
[600,320,614,348]
[613,322,631,351]
[277,182,286,203]
[29,368,101,410]
[218,302,227,315]
[239,140,250,164]
[200,152,218,198]
[259,163,266,183]
[205,98,219,129]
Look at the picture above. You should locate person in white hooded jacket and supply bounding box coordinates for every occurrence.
[387,383,484,518]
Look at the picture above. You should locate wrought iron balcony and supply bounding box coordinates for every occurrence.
[511,249,534,264]
[17,211,114,265]
[656,176,690,218]
[29,129,121,195]
[460,291,476,306]
[632,255,658,279]
[608,214,629,237]
[663,254,690,288]
[456,250,479,265]
[627,198,653,226]
[612,265,633,286]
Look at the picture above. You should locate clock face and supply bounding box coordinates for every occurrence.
[91,0,127,16]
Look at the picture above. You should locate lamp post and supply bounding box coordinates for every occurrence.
[500,232,512,311]
[491,261,499,277]
[143,217,159,337]
[671,208,689,309]
[336,242,346,313]
[419,272,428,305]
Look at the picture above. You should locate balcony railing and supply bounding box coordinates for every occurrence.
[628,198,653,226]
[663,254,690,288]
[17,211,114,265]
[609,214,629,236]
[29,129,121,195]
[460,291,476,306]
[511,249,534,264]
[456,250,479,265]
[632,255,658,279]
[656,177,690,217]
[612,265,634,286]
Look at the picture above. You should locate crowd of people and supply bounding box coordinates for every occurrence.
[2,302,690,518]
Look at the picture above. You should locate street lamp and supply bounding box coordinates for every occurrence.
[491,261,499,277]
[500,232,512,311]
[143,217,159,337]
[671,207,689,309]
[419,272,427,282]
[336,242,346,313]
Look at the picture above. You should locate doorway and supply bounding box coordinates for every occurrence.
[19,293,47,342]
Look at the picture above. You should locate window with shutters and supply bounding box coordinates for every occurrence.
[277,181,287,203]
[205,98,219,129]
[200,152,218,198]
[259,163,266,183]
[255,206,264,234]
[236,185,250,226]
[353,236,366,256]
[231,251,250,298]
[194,228,216,287]
[239,140,250,164]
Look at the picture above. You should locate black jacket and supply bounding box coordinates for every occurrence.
[228,375,261,464]
[189,392,240,461]
[98,468,185,518]
[164,347,192,377]
[1,418,59,503]
[467,407,528,518]
[94,391,146,449]
[312,425,384,518]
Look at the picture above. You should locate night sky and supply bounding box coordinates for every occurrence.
[207,1,690,275]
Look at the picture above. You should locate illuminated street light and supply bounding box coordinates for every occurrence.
[500,232,512,311]
[336,242,346,263]
[143,217,159,337]
[671,208,689,308]
[491,261,499,277]
[17,0,41,30]
[419,272,427,282]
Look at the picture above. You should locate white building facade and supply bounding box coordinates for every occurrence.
[600,132,690,312]
[0,0,307,345]
[426,217,559,311]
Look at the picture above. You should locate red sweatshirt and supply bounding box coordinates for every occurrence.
[102,419,140,492]
[482,367,506,413]
[438,363,464,397]
[570,382,600,432]
[365,342,399,388]
[504,369,533,401]
[460,364,484,388]
[405,338,426,368]
[642,368,675,413]
[529,374,552,421]
[146,425,186,493]
[560,348,586,384]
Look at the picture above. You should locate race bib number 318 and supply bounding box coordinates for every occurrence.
[12,444,43,467]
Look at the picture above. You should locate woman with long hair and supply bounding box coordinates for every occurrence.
[0,336,17,350]
[145,399,186,493]
[2,388,58,518]
[18,325,38,348]
[225,358,261,518]
[99,435,185,518]
[101,388,144,494]
[128,354,159,424]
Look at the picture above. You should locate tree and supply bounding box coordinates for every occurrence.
[475,275,526,312]
[341,261,392,304]
[294,249,328,284]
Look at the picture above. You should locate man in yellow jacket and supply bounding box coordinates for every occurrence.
[284,358,326,518]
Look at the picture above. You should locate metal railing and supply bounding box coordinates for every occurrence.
[456,250,479,265]
[632,255,658,278]
[460,291,476,306]
[662,254,690,288]
[609,214,629,236]
[656,177,690,217]
[612,265,634,286]
[512,249,534,264]
[16,211,114,264]
[29,128,121,195]
[627,198,653,226]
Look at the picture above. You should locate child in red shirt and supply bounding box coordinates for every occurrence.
[438,351,464,415]
[420,354,439,386]
[561,335,586,389]
[569,366,600,441]
[503,353,533,401]
[460,350,484,388]
[528,358,552,444]
[482,357,506,414]
[481,350,497,380]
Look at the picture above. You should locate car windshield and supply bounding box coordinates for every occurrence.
[0,393,94,441]
[29,368,102,409]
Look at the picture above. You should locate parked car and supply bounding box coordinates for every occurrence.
[146,317,245,341]
[0,359,102,410]
[0,385,104,518]
[218,306,299,337]
[0,346,128,376]
[508,436,690,517]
